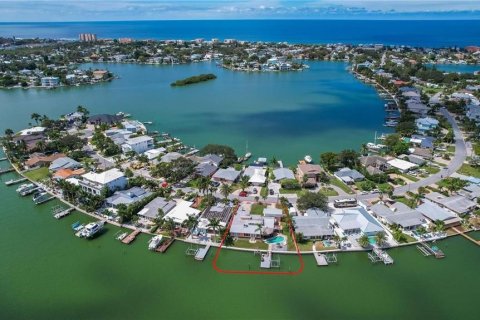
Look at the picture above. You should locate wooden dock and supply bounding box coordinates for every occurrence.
[453,227,480,246]
[0,167,14,175]
[314,252,329,266]
[194,245,211,261]
[156,237,175,253]
[5,177,27,186]
[121,230,141,244]
[417,241,446,258]
[53,207,74,219]
[368,248,394,265]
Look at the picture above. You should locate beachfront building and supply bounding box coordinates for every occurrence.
[212,167,241,184]
[137,197,176,221]
[416,117,439,134]
[87,114,123,126]
[296,164,323,188]
[334,168,365,185]
[331,207,384,236]
[272,168,295,182]
[105,187,152,208]
[163,200,201,226]
[387,158,418,173]
[79,168,127,195]
[121,135,154,154]
[416,202,462,228]
[370,202,425,231]
[160,152,183,163]
[41,76,60,87]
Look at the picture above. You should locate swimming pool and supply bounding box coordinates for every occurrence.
[368,236,377,245]
[265,235,287,244]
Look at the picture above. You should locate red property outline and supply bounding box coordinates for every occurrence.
[212,208,304,275]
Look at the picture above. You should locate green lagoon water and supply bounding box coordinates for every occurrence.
[0,61,388,164]
[1,166,479,320]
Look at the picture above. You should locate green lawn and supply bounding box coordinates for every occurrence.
[24,167,49,181]
[378,183,393,193]
[399,173,419,182]
[423,166,440,174]
[394,196,414,208]
[233,239,268,250]
[458,164,480,178]
[329,178,354,194]
[250,204,266,215]
[473,143,480,156]
[446,145,455,153]
[260,187,268,198]
[319,187,338,197]
[279,188,305,196]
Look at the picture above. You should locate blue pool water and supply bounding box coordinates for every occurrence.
[368,236,377,245]
[265,235,286,244]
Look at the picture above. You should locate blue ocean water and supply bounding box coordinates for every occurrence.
[1,20,480,47]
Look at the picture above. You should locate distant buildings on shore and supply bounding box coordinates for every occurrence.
[79,33,97,42]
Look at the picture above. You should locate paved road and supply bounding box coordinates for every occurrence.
[328,108,467,201]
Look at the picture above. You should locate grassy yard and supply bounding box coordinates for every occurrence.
[234,239,268,250]
[319,187,338,197]
[423,166,440,174]
[24,167,49,181]
[260,187,268,198]
[399,173,419,182]
[446,145,455,153]
[394,196,414,208]
[279,188,305,196]
[473,143,480,156]
[250,204,266,215]
[458,164,480,178]
[329,178,354,194]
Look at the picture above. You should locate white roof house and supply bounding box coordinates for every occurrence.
[272,168,295,181]
[245,167,266,186]
[163,200,200,225]
[387,158,418,173]
[79,168,127,195]
[18,126,46,136]
[332,207,384,236]
[144,147,167,160]
[212,168,241,183]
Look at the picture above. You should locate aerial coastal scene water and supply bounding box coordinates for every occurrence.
[1,3,480,320]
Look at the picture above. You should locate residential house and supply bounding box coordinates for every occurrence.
[229,208,275,239]
[331,207,384,236]
[163,200,201,225]
[193,154,223,177]
[105,187,152,208]
[416,202,462,227]
[48,156,81,171]
[466,104,480,122]
[144,147,167,160]
[244,166,267,186]
[13,133,46,152]
[212,168,241,183]
[137,197,176,221]
[424,192,476,215]
[79,168,127,195]
[296,164,323,188]
[359,155,388,175]
[370,202,425,231]
[334,168,365,185]
[416,117,439,134]
[196,204,233,233]
[387,158,418,173]
[121,135,154,154]
[292,216,334,240]
[25,153,66,169]
[41,76,59,87]
[53,168,85,180]
[411,147,433,160]
[272,168,295,182]
[410,135,435,149]
[160,152,183,163]
[87,114,123,125]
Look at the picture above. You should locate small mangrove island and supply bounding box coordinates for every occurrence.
[170,73,217,87]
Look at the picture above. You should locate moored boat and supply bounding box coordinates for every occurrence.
[148,235,163,250]
[80,221,105,238]
[304,155,313,163]
[32,191,52,204]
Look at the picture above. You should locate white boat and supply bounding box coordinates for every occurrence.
[384,120,398,127]
[16,183,34,193]
[245,152,252,159]
[143,121,153,125]
[32,191,51,204]
[116,232,128,241]
[80,221,105,238]
[148,235,163,250]
[366,142,386,151]
[304,155,313,163]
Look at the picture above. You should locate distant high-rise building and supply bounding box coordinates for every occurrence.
[79,33,97,42]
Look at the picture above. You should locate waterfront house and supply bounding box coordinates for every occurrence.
[25,153,66,169]
[48,156,82,171]
[387,158,418,173]
[410,135,435,149]
[196,204,234,234]
[411,147,433,160]
[191,154,223,167]
[163,200,201,226]
[137,197,176,221]
[406,100,429,116]
[243,166,267,186]
[466,104,480,122]
[121,135,154,154]
[459,183,480,201]
[105,187,152,208]
[18,126,46,136]
[334,168,365,185]
[370,202,425,231]
[13,132,46,152]
[331,207,384,236]
[263,207,283,229]
[404,154,426,166]
[272,168,295,182]
[92,70,108,80]
[144,147,167,160]
[359,155,388,175]
[416,202,462,227]
[416,117,439,134]
[160,152,183,163]
[424,192,477,215]
[292,216,334,240]
[41,76,59,87]
[229,208,274,239]
[296,164,323,188]
[212,168,241,184]
[87,114,123,126]
[79,168,127,196]
[195,162,218,178]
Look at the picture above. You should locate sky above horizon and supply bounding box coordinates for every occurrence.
[1,0,480,22]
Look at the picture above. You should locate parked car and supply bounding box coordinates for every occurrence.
[269,189,274,195]
[239,191,248,197]
[210,181,220,187]
[252,188,258,194]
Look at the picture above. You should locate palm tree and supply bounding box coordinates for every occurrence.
[208,218,221,242]
[184,215,199,231]
[358,234,370,248]
[375,232,387,247]
[4,128,14,138]
[220,183,232,201]
[333,234,342,248]
[31,113,41,125]
[35,140,46,152]
[411,192,422,207]
[360,143,368,156]
[433,220,445,232]
[239,175,250,192]
[255,223,264,239]
[163,218,176,237]
[197,177,210,195]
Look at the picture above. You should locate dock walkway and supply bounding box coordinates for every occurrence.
[156,237,175,253]
[121,230,141,244]
[369,248,394,265]
[194,245,211,261]
[53,207,74,219]
[314,252,329,266]
[453,228,480,246]
[5,177,27,186]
